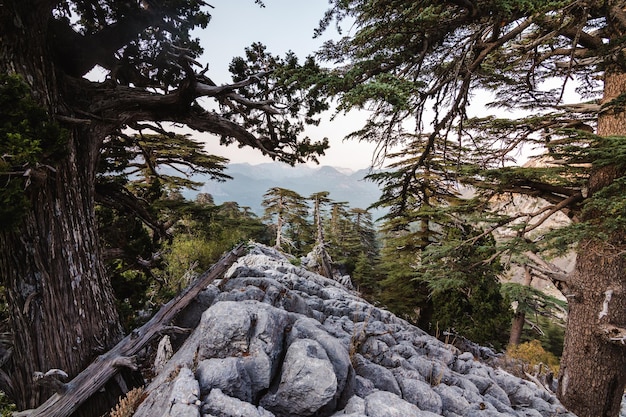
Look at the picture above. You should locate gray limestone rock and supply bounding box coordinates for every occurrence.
[203,388,275,417]
[394,370,443,414]
[364,390,440,417]
[166,367,201,417]
[260,338,338,416]
[133,243,578,417]
[196,357,253,402]
[352,354,401,396]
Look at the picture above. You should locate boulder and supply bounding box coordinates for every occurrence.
[134,243,576,417]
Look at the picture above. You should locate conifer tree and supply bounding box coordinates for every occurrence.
[309,191,334,278]
[312,1,626,414]
[262,187,311,253]
[325,204,381,295]
[0,1,328,412]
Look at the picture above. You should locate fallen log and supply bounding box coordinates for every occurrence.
[15,243,248,417]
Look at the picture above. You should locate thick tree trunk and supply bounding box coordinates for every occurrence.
[558,241,626,417]
[0,139,124,411]
[0,2,128,414]
[557,71,626,417]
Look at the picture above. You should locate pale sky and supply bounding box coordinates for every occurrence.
[193,0,379,170]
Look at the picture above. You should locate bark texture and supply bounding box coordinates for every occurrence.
[0,1,125,412]
[557,70,626,417]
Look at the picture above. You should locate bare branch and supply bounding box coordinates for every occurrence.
[558,102,602,113]
[524,251,572,297]
[521,192,583,235]
[194,71,271,96]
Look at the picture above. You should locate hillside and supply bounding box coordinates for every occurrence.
[182,162,384,218]
[133,243,576,417]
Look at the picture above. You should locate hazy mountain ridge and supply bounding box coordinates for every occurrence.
[184,162,384,218]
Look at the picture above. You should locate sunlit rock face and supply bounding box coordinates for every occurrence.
[134,243,575,417]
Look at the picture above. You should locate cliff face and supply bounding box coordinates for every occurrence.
[133,244,574,417]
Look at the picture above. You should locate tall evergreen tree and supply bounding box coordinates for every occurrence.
[371,142,462,328]
[348,208,381,296]
[325,204,381,295]
[0,1,328,413]
[309,191,335,278]
[423,225,512,350]
[312,1,626,414]
[262,187,311,253]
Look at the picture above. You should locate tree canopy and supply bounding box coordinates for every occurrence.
[310,1,626,416]
[0,0,330,413]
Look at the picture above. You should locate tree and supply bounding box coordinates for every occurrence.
[313,1,626,415]
[424,225,512,350]
[370,141,461,328]
[0,1,327,413]
[262,187,311,253]
[325,205,381,294]
[371,146,511,346]
[309,191,334,278]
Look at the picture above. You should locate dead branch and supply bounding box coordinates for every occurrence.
[14,243,247,417]
[523,251,572,297]
[524,371,553,395]
[599,323,626,345]
[521,192,583,235]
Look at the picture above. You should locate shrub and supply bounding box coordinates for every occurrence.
[506,339,560,375]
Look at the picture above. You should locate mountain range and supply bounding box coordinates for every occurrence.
[182,162,385,219]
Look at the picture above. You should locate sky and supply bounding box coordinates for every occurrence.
[192,0,379,170]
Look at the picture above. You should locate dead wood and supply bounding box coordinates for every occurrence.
[15,243,247,417]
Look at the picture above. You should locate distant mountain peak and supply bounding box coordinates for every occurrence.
[185,161,383,217]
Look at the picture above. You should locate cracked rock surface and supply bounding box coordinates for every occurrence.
[134,244,575,417]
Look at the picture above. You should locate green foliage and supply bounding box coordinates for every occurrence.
[227,43,329,165]
[372,145,512,347]
[377,227,433,327]
[0,74,67,230]
[157,234,218,299]
[424,228,512,350]
[501,282,567,318]
[325,204,381,296]
[0,391,15,417]
[262,187,313,254]
[521,315,566,358]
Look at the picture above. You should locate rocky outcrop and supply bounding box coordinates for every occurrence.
[133,243,574,417]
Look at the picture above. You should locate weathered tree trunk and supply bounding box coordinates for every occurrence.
[0,2,127,414]
[557,70,626,417]
[313,195,333,279]
[0,143,125,411]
